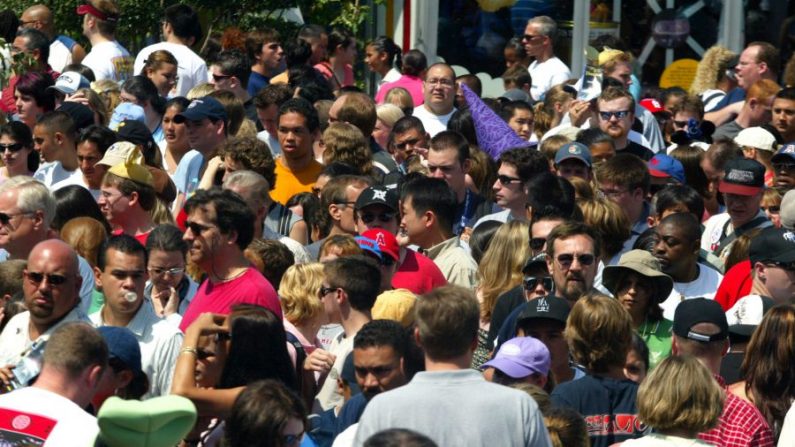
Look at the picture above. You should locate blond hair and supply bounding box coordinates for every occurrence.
[279,263,325,325]
[566,293,632,373]
[376,103,405,128]
[638,355,724,433]
[322,122,373,175]
[690,46,737,95]
[91,79,121,115]
[578,197,631,258]
[186,82,215,100]
[477,221,530,321]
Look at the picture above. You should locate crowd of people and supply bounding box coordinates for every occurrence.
[0,1,795,446]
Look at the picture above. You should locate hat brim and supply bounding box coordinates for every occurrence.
[522,257,548,274]
[718,180,762,196]
[355,200,398,212]
[648,168,672,179]
[773,152,795,163]
[174,109,212,123]
[481,357,540,378]
[602,264,673,303]
[555,155,591,168]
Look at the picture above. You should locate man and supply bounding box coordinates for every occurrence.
[271,98,324,205]
[172,96,228,197]
[596,87,654,161]
[390,116,430,171]
[133,4,207,97]
[412,63,457,137]
[712,79,779,141]
[221,170,311,263]
[254,84,292,156]
[306,175,371,260]
[672,298,774,446]
[1,28,57,115]
[334,319,409,437]
[701,158,772,264]
[772,143,795,194]
[654,213,723,320]
[668,95,706,148]
[0,240,90,366]
[328,92,398,173]
[354,285,551,446]
[312,256,381,412]
[69,124,117,198]
[0,178,94,313]
[478,147,548,225]
[772,88,795,143]
[78,0,133,82]
[400,177,478,288]
[734,126,777,186]
[483,336,550,388]
[0,322,106,445]
[554,141,592,181]
[595,153,651,248]
[427,131,494,235]
[89,235,182,397]
[208,50,257,123]
[728,227,795,313]
[702,140,744,215]
[544,221,601,307]
[246,28,283,96]
[20,5,87,72]
[178,188,281,331]
[32,111,83,190]
[523,16,571,101]
[297,24,328,66]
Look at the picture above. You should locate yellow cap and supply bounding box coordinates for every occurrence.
[107,145,154,187]
[372,289,417,327]
[598,47,626,66]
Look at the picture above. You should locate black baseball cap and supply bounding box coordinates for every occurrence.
[673,298,729,342]
[718,158,765,196]
[522,253,548,275]
[516,296,569,325]
[355,185,398,211]
[750,227,795,265]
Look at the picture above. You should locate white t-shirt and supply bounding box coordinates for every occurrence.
[256,130,281,157]
[82,40,133,82]
[700,211,772,266]
[33,161,83,192]
[412,105,456,137]
[528,56,571,101]
[55,174,100,199]
[134,42,209,97]
[48,38,73,73]
[660,263,724,320]
[0,386,99,446]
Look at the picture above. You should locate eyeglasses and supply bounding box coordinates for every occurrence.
[522,34,544,42]
[149,266,186,276]
[672,120,691,128]
[360,211,396,224]
[0,143,25,153]
[555,253,596,268]
[524,276,554,292]
[598,110,630,120]
[318,286,339,299]
[425,78,455,87]
[0,211,33,226]
[25,271,69,286]
[211,73,232,82]
[333,201,357,208]
[185,221,215,235]
[529,237,546,251]
[283,432,304,446]
[774,163,795,172]
[496,174,522,185]
[598,187,629,199]
[395,137,420,150]
[761,205,780,213]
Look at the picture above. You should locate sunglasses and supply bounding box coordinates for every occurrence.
[318,286,339,298]
[496,174,522,185]
[0,211,32,226]
[524,276,554,292]
[529,237,546,251]
[598,110,630,120]
[555,253,596,268]
[283,432,304,446]
[522,34,544,42]
[761,205,780,213]
[212,73,233,82]
[774,163,795,172]
[360,211,396,224]
[185,221,214,235]
[672,120,691,128]
[0,143,25,152]
[149,267,185,276]
[25,271,68,286]
[767,262,795,272]
[395,137,420,150]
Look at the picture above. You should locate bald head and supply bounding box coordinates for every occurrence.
[29,239,79,275]
[21,5,53,35]
[25,239,82,327]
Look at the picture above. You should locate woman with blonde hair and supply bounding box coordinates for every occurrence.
[474,220,530,367]
[579,197,631,264]
[623,355,723,446]
[279,263,328,354]
[373,103,404,150]
[91,79,122,115]
[321,122,374,175]
[384,86,414,116]
[688,46,738,112]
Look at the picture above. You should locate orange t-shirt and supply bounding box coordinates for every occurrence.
[271,157,324,205]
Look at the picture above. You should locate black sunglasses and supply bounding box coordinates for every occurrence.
[529,237,546,251]
[496,174,522,185]
[360,211,396,224]
[0,143,25,152]
[185,221,214,235]
[0,211,31,226]
[556,253,596,267]
[524,276,554,292]
[395,138,420,150]
[25,271,68,286]
[318,286,338,298]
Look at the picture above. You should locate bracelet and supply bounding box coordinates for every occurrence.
[180,347,198,356]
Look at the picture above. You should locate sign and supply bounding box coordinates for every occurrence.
[659,59,699,90]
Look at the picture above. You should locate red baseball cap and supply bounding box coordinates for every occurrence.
[362,229,399,261]
[639,98,666,115]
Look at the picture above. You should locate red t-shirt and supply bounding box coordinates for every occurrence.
[111,229,151,246]
[179,266,282,332]
[391,249,447,295]
[714,260,752,311]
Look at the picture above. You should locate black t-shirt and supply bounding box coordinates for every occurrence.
[618,141,654,161]
[487,285,525,349]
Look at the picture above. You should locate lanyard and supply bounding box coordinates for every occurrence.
[458,189,472,234]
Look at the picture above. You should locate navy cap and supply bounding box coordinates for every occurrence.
[772,143,795,164]
[98,326,143,374]
[648,154,685,183]
[718,157,765,196]
[673,298,729,342]
[555,142,592,168]
[517,296,570,325]
[174,97,227,123]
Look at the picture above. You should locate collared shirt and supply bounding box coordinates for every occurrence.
[90,301,183,398]
[0,306,90,366]
[698,376,774,447]
[143,276,199,328]
[424,236,478,289]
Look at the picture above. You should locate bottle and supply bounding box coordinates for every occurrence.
[9,339,47,390]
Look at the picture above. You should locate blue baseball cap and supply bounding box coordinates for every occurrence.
[173,97,227,123]
[98,326,143,374]
[772,143,795,164]
[554,142,592,167]
[355,236,383,262]
[109,102,145,131]
[648,154,685,183]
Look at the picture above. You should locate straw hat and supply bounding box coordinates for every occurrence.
[602,249,673,304]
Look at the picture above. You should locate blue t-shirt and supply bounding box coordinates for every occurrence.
[247,71,269,97]
[710,87,746,111]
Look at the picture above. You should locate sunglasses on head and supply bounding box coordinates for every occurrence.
[524,276,554,292]
[556,253,596,268]
[25,271,68,286]
[360,211,396,224]
[0,143,25,152]
[530,237,546,251]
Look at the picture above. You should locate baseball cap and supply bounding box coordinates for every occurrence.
[98,143,155,187]
[372,289,417,327]
[117,119,156,151]
[772,143,795,164]
[355,185,398,211]
[554,142,592,167]
[57,102,95,131]
[481,336,550,378]
[109,102,145,131]
[48,71,90,95]
[355,236,383,262]
[781,190,795,230]
[516,296,570,325]
[499,88,531,103]
[339,353,361,396]
[725,295,775,337]
[648,154,685,183]
[718,158,765,196]
[76,2,119,22]
[361,228,399,262]
[673,298,729,342]
[97,396,197,447]
[522,253,548,275]
[97,326,142,375]
[639,98,667,115]
[749,227,795,265]
[734,127,777,152]
[173,97,227,124]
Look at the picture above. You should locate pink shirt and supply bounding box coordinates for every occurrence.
[179,266,282,332]
[314,62,354,89]
[375,75,425,106]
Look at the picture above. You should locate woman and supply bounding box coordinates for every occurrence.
[223,380,307,447]
[314,27,356,91]
[474,221,531,368]
[729,304,795,439]
[161,97,192,176]
[321,122,374,176]
[0,121,37,179]
[14,71,55,130]
[141,49,179,98]
[689,46,738,112]
[376,50,427,106]
[52,185,111,232]
[622,355,723,446]
[119,75,166,142]
[145,224,198,326]
[761,188,782,228]
[535,84,578,139]
[366,36,402,93]
[603,249,674,369]
[373,104,404,150]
